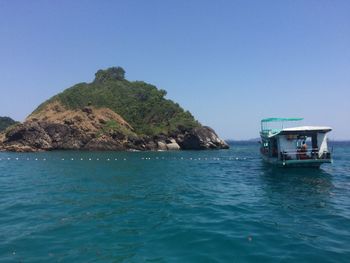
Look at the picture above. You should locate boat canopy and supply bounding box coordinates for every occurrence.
[262,125,332,138]
[261,117,303,135]
[280,126,332,134]
[261,118,304,123]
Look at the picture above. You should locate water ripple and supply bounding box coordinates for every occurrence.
[0,143,349,262]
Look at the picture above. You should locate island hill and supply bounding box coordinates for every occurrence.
[0,67,229,152]
[0,117,18,132]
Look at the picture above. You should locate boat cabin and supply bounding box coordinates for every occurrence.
[260,118,332,167]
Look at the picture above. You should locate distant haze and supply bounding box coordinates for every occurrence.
[0,1,349,140]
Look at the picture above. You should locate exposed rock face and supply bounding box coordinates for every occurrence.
[157,141,167,151]
[0,103,134,152]
[166,142,181,150]
[83,135,124,151]
[156,140,181,151]
[176,126,229,150]
[5,122,52,150]
[2,121,83,152]
[0,120,228,152]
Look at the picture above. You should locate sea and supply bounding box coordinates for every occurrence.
[0,141,349,262]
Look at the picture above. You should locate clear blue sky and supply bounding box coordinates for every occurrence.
[0,0,349,140]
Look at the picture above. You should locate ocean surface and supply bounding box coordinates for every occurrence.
[0,142,349,262]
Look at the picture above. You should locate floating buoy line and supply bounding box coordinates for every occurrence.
[0,156,250,162]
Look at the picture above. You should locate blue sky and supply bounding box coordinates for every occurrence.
[0,0,349,140]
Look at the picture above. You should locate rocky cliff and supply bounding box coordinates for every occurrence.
[0,67,229,152]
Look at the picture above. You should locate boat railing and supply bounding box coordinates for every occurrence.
[280,148,332,161]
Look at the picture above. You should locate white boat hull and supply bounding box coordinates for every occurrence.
[261,154,332,168]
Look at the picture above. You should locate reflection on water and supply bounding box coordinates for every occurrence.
[261,164,333,190]
[254,165,343,258]
[260,164,333,210]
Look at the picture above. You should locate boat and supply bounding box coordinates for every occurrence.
[260,118,332,167]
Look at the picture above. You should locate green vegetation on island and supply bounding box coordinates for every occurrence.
[33,67,199,136]
[0,117,18,132]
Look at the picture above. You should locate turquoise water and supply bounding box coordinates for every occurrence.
[0,142,349,262]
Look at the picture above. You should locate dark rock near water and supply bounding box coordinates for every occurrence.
[83,136,124,151]
[5,122,52,150]
[2,121,85,151]
[176,126,229,150]
[0,121,229,152]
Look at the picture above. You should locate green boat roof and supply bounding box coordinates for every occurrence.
[261,118,303,123]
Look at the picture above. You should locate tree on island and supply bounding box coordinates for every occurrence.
[0,117,18,132]
[94,67,125,82]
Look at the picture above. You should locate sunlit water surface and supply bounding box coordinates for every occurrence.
[0,142,349,262]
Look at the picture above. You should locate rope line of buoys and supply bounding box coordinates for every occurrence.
[0,156,249,162]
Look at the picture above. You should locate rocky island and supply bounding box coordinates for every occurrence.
[0,67,229,152]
